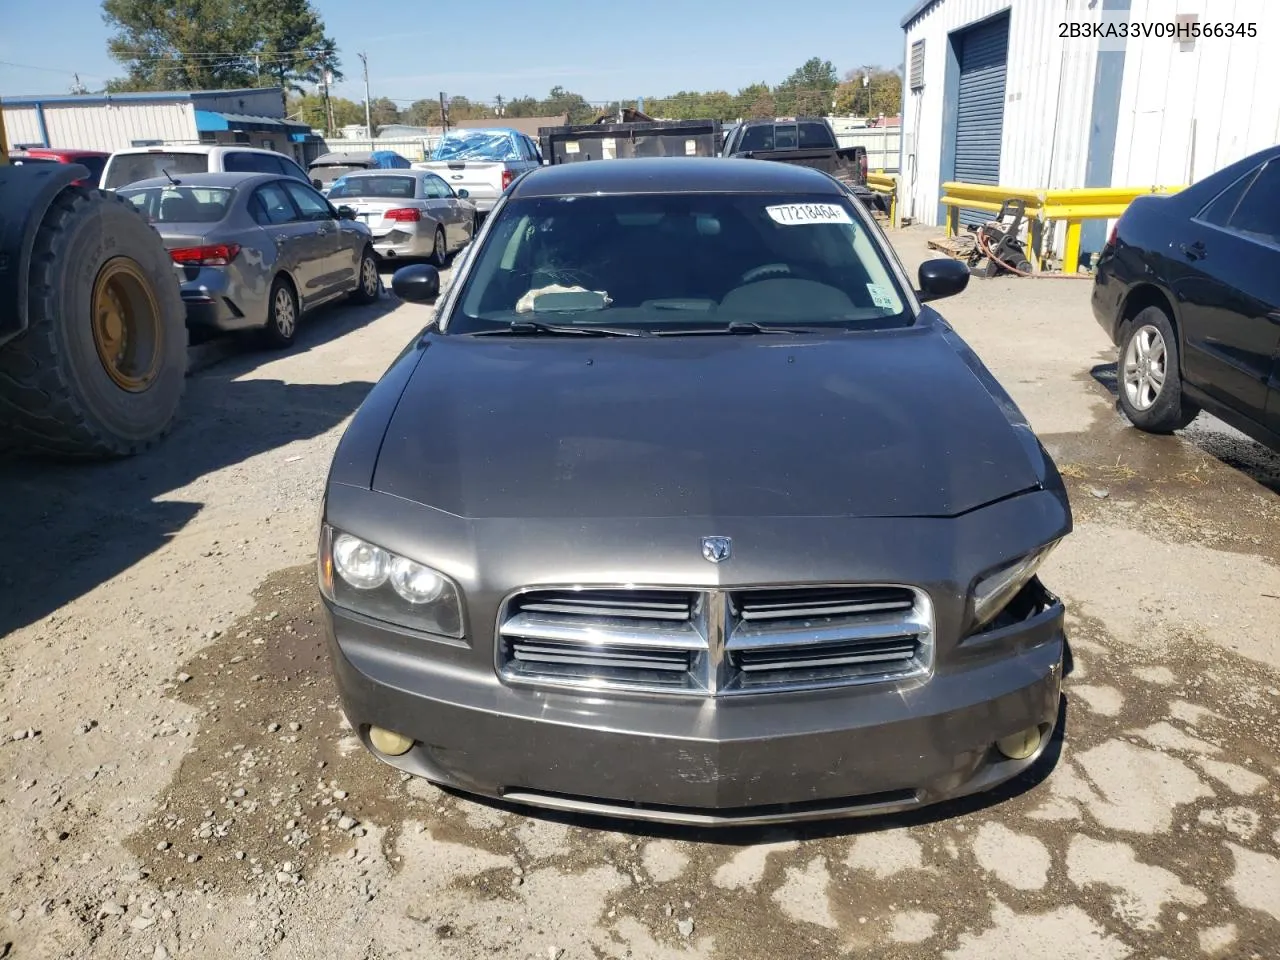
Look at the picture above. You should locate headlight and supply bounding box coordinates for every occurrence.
[971,542,1058,628]
[318,525,463,637]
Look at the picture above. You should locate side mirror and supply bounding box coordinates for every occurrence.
[456,188,470,199]
[917,258,970,302]
[392,263,441,303]
[311,178,323,190]
[337,205,358,220]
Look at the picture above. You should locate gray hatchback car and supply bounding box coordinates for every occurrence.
[120,172,380,346]
[318,158,1071,826]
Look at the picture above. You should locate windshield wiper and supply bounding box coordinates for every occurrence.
[652,320,832,336]
[470,320,643,337]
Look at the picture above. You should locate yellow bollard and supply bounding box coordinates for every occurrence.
[1062,220,1082,274]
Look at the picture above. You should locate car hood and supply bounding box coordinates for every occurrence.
[371,324,1043,519]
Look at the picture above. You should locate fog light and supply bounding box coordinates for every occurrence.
[368,726,414,756]
[995,726,1042,760]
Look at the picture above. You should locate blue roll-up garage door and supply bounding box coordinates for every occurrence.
[955,14,1009,227]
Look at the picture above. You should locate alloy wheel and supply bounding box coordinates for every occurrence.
[274,287,297,338]
[1122,323,1167,411]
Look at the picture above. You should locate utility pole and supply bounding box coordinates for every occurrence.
[495,94,504,117]
[439,92,449,131]
[359,52,372,138]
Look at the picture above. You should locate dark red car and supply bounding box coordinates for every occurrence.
[9,148,111,187]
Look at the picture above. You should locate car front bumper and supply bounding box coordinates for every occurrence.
[325,593,1064,826]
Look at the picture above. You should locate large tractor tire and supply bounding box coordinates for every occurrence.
[0,186,187,457]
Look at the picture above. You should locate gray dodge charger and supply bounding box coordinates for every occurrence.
[317,158,1071,826]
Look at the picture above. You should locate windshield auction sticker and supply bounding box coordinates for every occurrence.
[765,203,853,225]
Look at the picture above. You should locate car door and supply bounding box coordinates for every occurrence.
[250,180,326,303]
[1173,159,1280,425]
[424,174,462,248]
[282,179,350,297]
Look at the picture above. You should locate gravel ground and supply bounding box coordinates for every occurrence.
[1,236,1278,960]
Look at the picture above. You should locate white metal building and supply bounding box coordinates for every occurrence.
[899,0,1280,255]
[1,87,318,163]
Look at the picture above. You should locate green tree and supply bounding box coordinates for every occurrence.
[834,66,902,117]
[403,98,440,126]
[365,97,401,131]
[539,86,594,124]
[102,0,340,92]
[774,57,838,116]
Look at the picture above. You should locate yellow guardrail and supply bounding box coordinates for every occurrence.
[866,171,898,227]
[940,182,1185,273]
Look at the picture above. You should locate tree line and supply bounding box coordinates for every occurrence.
[100,1,903,133]
[288,62,903,136]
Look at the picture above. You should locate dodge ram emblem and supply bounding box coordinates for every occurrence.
[701,536,732,563]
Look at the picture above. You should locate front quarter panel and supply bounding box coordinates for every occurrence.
[327,336,432,490]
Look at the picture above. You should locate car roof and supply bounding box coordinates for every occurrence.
[110,145,279,157]
[312,151,373,165]
[118,171,281,190]
[510,157,844,198]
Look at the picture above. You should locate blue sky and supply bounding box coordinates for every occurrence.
[0,0,907,104]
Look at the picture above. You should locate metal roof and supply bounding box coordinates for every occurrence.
[901,0,941,29]
[511,157,843,198]
[1,87,284,108]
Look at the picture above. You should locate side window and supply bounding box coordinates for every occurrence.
[521,136,536,161]
[1197,167,1259,228]
[225,151,275,174]
[430,175,453,198]
[1225,160,1280,245]
[282,180,334,221]
[281,157,309,181]
[251,182,297,226]
[421,176,443,199]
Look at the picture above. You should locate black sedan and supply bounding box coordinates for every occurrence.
[316,158,1071,826]
[1092,145,1280,450]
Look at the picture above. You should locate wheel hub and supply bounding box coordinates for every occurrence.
[91,258,163,393]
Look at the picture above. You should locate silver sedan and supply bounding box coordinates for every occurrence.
[118,171,380,348]
[325,171,477,265]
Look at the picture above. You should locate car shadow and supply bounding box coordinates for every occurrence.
[0,314,380,638]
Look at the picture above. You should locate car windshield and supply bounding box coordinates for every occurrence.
[327,175,417,199]
[448,193,909,333]
[431,131,519,162]
[118,186,234,223]
[103,152,209,189]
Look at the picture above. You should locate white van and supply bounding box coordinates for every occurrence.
[101,145,311,191]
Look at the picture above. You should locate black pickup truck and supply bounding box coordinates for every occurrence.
[721,117,887,214]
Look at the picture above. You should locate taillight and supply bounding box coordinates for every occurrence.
[859,153,868,181]
[501,169,516,191]
[170,243,240,266]
[1107,221,1119,247]
[384,207,421,222]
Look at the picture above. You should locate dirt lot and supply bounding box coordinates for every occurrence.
[2,231,1279,960]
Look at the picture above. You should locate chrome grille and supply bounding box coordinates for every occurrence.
[726,586,929,691]
[498,590,709,693]
[497,585,932,696]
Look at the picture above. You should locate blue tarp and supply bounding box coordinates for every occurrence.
[431,129,520,162]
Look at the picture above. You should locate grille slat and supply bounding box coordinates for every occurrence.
[497,585,932,695]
